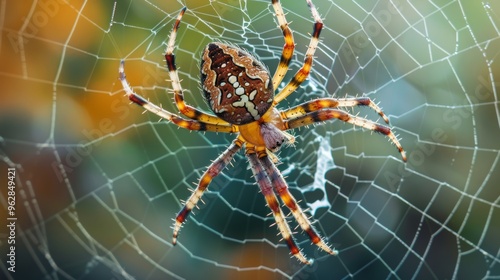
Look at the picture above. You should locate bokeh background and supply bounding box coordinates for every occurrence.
[1,0,499,279]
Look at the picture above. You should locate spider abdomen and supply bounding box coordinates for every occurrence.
[200,42,274,125]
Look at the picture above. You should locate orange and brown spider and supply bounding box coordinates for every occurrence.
[119,0,407,264]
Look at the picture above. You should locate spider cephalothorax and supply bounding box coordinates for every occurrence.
[119,0,406,264]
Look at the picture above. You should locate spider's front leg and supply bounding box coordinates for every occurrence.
[273,0,323,104]
[164,7,230,125]
[271,0,295,89]
[119,61,236,133]
[172,139,243,245]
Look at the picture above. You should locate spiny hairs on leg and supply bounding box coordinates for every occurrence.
[119,60,235,133]
[165,6,186,59]
[273,0,323,104]
[164,7,229,125]
[172,139,242,245]
[284,109,407,161]
[260,155,338,256]
[271,0,295,89]
[247,150,312,264]
[281,97,390,124]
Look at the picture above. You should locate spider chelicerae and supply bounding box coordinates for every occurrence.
[119,0,407,264]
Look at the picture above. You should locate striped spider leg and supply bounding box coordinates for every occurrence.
[281,99,407,161]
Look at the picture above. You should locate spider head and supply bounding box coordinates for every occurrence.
[200,42,274,125]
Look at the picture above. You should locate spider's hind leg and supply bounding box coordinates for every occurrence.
[260,155,338,256]
[172,139,242,244]
[247,148,312,264]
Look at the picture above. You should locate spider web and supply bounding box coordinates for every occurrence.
[1,0,499,279]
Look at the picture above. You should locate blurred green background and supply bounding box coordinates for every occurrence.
[1,0,499,279]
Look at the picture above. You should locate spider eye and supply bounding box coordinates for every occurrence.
[200,42,274,125]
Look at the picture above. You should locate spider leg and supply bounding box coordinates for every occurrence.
[164,7,230,125]
[284,109,407,161]
[260,155,338,256]
[172,138,243,245]
[282,97,390,124]
[119,61,236,133]
[271,0,295,90]
[274,0,323,105]
[247,147,311,264]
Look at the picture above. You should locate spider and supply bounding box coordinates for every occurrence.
[119,0,407,264]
